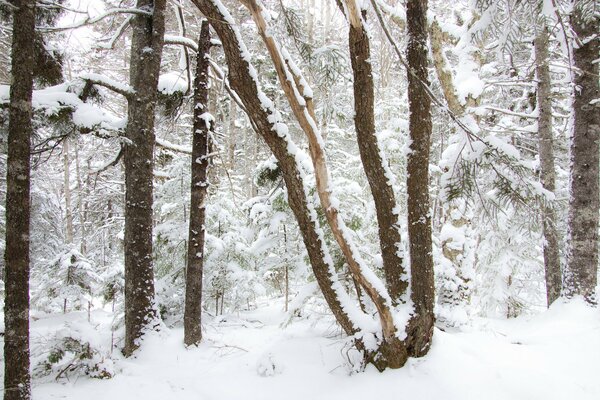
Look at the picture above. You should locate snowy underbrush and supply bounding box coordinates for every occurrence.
[28,310,117,382]
[0,297,598,399]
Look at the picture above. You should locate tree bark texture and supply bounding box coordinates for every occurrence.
[184,20,212,347]
[123,0,166,356]
[348,18,406,304]
[534,25,562,307]
[189,0,357,337]
[406,0,435,357]
[4,0,36,398]
[242,0,408,368]
[565,2,600,303]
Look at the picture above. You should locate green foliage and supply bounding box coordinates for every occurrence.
[256,160,282,187]
[34,335,113,380]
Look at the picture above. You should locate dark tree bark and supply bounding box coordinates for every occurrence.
[534,25,561,307]
[190,0,357,337]
[348,15,406,303]
[184,20,212,347]
[405,0,435,357]
[123,0,167,356]
[565,1,600,303]
[3,0,36,398]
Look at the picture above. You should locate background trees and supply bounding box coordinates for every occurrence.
[0,0,598,385]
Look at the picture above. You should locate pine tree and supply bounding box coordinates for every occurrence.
[565,0,600,303]
[184,20,212,347]
[123,0,167,356]
[4,0,36,398]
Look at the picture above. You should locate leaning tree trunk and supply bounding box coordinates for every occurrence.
[564,0,600,302]
[534,24,561,307]
[123,0,167,356]
[241,0,408,369]
[190,0,360,338]
[347,4,406,304]
[405,0,435,357]
[564,1,599,303]
[184,20,212,347]
[4,0,36,398]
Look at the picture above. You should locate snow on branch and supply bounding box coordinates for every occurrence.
[78,73,134,98]
[38,8,152,32]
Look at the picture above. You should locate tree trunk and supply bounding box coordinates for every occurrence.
[565,1,600,303]
[190,0,359,338]
[405,0,435,357]
[63,138,74,244]
[184,20,212,347]
[348,11,406,303]
[3,0,36,398]
[123,0,166,356]
[534,25,561,307]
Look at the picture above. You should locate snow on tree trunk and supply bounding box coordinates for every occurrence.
[184,20,212,347]
[4,0,36,398]
[565,1,599,303]
[189,0,360,339]
[405,0,435,357]
[534,24,561,307]
[348,11,406,304]
[123,0,167,356]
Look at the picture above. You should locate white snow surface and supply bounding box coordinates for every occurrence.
[8,297,598,400]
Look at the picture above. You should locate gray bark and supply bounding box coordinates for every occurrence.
[184,20,212,347]
[123,0,167,356]
[348,17,406,303]
[4,0,36,398]
[534,25,562,306]
[405,0,435,357]
[565,1,600,303]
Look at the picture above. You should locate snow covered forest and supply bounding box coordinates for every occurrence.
[0,0,599,398]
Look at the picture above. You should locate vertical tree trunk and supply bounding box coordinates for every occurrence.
[406,0,435,357]
[63,138,74,244]
[123,0,167,356]
[228,100,237,169]
[534,24,561,307]
[4,0,36,398]
[184,20,212,347]
[565,1,600,303]
[348,10,406,303]
[74,140,86,253]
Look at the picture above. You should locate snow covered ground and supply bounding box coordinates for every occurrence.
[3,298,599,400]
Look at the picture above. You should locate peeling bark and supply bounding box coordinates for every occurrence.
[190,0,358,337]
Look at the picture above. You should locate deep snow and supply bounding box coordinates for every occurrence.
[2,297,599,400]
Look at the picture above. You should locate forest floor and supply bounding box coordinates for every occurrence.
[2,297,599,400]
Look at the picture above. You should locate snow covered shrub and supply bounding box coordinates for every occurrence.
[33,326,113,380]
[100,264,124,312]
[33,247,102,313]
